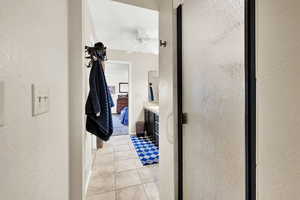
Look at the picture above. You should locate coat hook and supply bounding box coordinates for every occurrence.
[160,40,167,48]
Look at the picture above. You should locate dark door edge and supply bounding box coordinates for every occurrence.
[176,4,183,200]
[245,0,256,200]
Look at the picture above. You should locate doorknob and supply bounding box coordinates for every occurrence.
[160,40,167,48]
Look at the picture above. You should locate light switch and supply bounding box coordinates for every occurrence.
[32,84,49,116]
[0,81,4,126]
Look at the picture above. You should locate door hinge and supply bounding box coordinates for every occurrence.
[182,113,188,124]
[160,40,167,48]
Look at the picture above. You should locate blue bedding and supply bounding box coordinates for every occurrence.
[120,107,129,126]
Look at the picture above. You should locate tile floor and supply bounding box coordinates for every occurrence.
[86,135,160,200]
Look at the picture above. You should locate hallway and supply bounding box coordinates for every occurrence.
[86,135,159,200]
[2,0,300,200]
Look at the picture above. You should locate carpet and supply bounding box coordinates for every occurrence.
[112,114,128,136]
[131,136,159,166]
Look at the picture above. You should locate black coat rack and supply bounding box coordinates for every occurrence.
[85,42,107,68]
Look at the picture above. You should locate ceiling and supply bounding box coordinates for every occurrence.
[88,0,159,54]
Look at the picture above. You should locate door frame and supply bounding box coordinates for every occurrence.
[176,1,256,199]
[69,1,165,200]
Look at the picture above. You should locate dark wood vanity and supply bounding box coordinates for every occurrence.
[144,104,159,146]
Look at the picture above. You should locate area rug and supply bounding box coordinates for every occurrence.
[131,136,159,166]
[112,114,128,136]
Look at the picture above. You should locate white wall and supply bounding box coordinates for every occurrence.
[257,0,300,199]
[105,63,129,114]
[107,49,158,132]
[0,0,69,200]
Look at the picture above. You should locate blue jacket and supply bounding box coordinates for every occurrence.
[85,60,114,141]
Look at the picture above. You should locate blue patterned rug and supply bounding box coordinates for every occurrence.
[131,136,159,166]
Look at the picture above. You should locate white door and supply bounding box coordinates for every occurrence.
[182,0,246,199]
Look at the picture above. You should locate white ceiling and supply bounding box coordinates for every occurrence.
[88,0,159,54]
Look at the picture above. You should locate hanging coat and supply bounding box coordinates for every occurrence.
[85,60,114,141]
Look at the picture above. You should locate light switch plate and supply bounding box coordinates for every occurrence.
[32,84,50,116]
[0,81,4,126]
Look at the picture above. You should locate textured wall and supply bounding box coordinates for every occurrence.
[0,0,69,200]
[257,0,300,199]
[182,0,245,199]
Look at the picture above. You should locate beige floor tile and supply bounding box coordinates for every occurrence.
[108,136,131,146]
[115,158,142,172]
[155,180,160,189]
[91,163,115,177]
[149,165,159,182]
[116,185,148,200]
[137,166,158,183]
[115,150,138,161]
[114,135,130,140]
[94,152,114,166]
[144,182,160,200]
[86,135,161,200]
[88,173,115,194]
[87,191,116,200]
[96,143,114,154]
[115,170,142,190]
[114,144,131,152]
[93,153,115,175]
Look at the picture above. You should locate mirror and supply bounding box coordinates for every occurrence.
[148,71,159,103]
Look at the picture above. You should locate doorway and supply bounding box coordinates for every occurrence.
[84,0,161,199]
[105,61,130,136]
[69,0,178,199]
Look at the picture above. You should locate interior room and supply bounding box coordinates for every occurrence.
[105,62,129,136]
[84,0,160,199]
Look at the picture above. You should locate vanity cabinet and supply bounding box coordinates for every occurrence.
[144,109,159,146]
